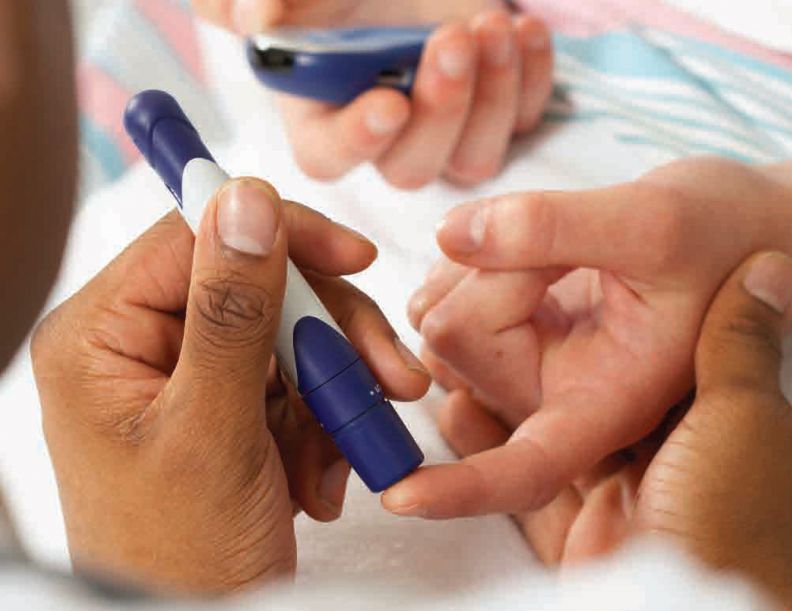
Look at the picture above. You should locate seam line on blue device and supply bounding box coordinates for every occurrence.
[301,355,361,396]
[329,399,388,436]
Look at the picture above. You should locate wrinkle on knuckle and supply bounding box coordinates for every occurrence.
[193,274,276,349]
[421,310,463,358]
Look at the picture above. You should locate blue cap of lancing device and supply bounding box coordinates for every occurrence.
[124,90,424,492]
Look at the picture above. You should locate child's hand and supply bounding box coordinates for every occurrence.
[191,0,553,188]
[436,252,792,607]
[381,157,792,518]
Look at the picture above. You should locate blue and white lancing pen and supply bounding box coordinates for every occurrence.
[124,90,424,492]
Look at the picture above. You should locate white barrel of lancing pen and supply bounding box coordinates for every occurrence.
[124,90,424,492]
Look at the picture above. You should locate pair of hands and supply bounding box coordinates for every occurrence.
[34,156,792,608]
[192,0,553,188]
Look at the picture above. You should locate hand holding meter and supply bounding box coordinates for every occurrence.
[246,26,432,105]
[124,90,424,492]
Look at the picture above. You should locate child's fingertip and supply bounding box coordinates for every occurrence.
[516,14,551,53]
[381,483,428,517]
[364,106,405,137]
[363,90,410,138]
[430,23,477,81]
[474,11,516,68]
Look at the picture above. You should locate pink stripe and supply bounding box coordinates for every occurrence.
[78,63,139,163]
[134,0,205,82]
[519,0,792,71]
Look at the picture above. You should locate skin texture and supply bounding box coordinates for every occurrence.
[383,158,792,520]
[32,188,430,594]
[0,0,76,370]
[191,0,554,188]
[434,252,792,609]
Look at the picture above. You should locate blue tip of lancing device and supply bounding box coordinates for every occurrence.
[123,90,214,206]
[123,89,424,493]
[293,317,424,491]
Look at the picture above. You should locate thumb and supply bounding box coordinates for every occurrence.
[170,177,287,431]
[695,251,792,400]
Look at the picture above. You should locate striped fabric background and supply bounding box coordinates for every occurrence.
[76,0,792,198]
[76,0,225,197]
[521,0,792,164]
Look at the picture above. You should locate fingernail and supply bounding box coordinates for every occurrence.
[388,503,428,518]
[365,108,405,137]
[384,486,428,517]
[743,252,792,314]
[482,25,513,67]
[524,25,550,51]
[318,459,350,513]
[517,15,550,52]
[437,203,489,253]
[217,179,279,256]
[394,338,429,375]
[437,38,474,80]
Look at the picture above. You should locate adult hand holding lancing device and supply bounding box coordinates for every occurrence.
[191,0,553,188]
[33,179,431,593]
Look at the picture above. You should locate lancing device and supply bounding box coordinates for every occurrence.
[124,90,424,492]
[247,26,432,105]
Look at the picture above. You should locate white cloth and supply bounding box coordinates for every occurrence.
[0,3,789,609]
[666,0,792,53]
[0,544,774,610]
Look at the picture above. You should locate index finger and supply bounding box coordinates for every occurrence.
[381,403,637,518]
[435,183,698,277]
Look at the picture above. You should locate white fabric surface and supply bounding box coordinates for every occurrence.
[0,4,788,609]
[665,0,792,53]
[0,543,775,610]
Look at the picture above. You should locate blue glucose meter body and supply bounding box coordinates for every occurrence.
[246,26,433,105]
[124,90,424,492]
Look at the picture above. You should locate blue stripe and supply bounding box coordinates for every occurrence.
[558,82,783,155]
[79,115,127,181]
[618,134,756,163]
[546,109,766,162]
[657,31,792,88]
[554,31,698,80]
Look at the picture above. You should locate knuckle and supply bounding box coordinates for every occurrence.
[192,273,277,350]
[503,192,556,260]
[421,310,463,358]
